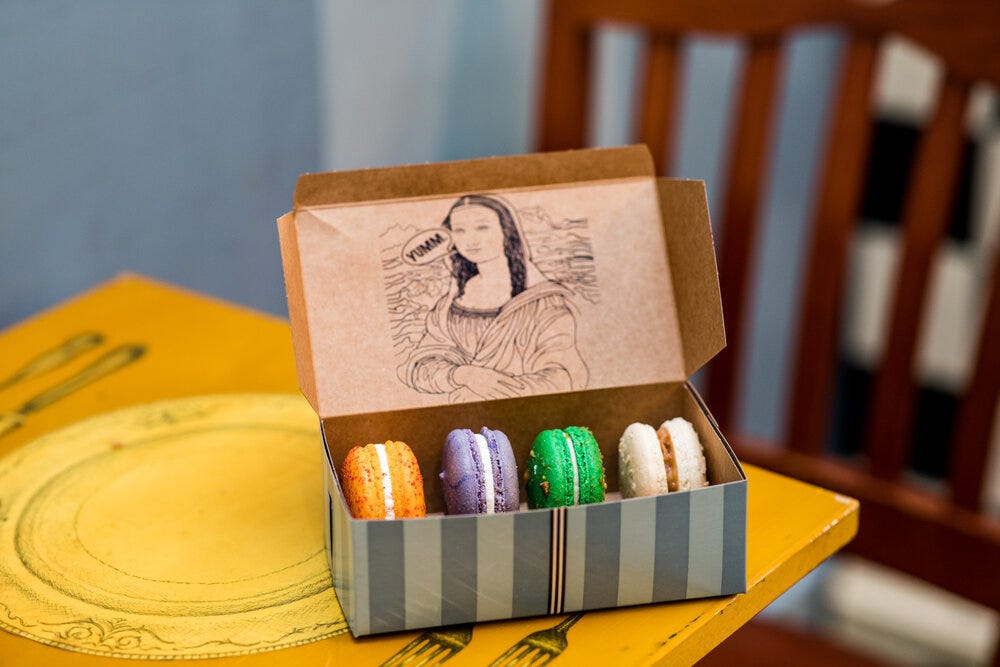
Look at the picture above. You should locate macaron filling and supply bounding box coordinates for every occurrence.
[656,426,679,492]
[563,431,580,505]
[473,433,497,514]
[373,443,396,519]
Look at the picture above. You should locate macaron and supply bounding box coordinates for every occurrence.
[341,441,426,519]
[618,418,708,498]
[525,426,606,509]
[440,427,519,515]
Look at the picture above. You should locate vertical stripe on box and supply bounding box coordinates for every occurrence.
[441,516,478,625]
[512,511,551,617]
[476,513,515,621]
[617,498,656,606]
[722,482,748,594]
[325,490,334,556]
[338,491,348,591]
[332,491,344,619]
[653,490,690,599]
[328,494,342,614]
[548,507,567,613]
[327,494,354,621]
[333,491,345,586]
[352,516,370,635]
[340,492,355,625]
[562,506,588,612]
[326,492,336,583]
[368,520,405,634]
[328,486,350,622]
[404,518,442,629]
[686,485,725,597]
[583,503,621,609]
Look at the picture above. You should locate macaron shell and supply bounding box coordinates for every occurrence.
[440,429,484,515]
[441,428,518,515]
[383,440,426,517]
[341,444,386,519]
[618,422,669,498]
[525,429,574,508]
[565,426,606,504]
[659,418,708,491]
[525,427,605,508]
[482,427,519,512]
[340,441,426,519]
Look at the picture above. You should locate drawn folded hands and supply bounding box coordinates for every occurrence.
[451,365,525,401]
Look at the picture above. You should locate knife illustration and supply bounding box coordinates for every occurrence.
[0,332,106,392]
[0,344,146,438]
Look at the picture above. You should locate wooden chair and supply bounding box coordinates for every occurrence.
[538,0,1000,663]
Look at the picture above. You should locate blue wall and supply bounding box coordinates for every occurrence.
[1,1,319,327]
[3,1,840,440]
[318,0,542,169]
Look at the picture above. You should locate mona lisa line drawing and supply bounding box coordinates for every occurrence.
[381,194,598,403]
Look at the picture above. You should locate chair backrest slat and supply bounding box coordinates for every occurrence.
[950,256,1000,510]
[540,1,591,151]
[785,34,879,454]
[705,36,784,430]
[865,75,971,479]
[633,33,680,174]
[538,0,1000,647]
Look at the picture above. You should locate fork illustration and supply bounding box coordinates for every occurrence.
[489,613,584,666]
[0,332,105,392]
[380,625,473,666]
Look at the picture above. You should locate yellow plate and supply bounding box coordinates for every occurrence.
[0,393,346,659]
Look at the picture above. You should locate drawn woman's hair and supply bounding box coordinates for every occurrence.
[442,194,527,299]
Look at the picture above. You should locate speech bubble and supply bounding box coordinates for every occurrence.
[400,228,453,266]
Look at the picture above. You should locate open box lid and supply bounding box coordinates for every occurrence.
[278,146,724,420]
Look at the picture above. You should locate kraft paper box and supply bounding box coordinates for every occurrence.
[277,145,747,637]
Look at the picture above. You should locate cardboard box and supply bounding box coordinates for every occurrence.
[277,145,746,637]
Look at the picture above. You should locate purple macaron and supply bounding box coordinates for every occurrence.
[440,427,519,515]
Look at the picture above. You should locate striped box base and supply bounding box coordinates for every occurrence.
[321,388,747,637]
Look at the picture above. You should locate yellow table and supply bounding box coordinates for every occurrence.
[0,275,858,666]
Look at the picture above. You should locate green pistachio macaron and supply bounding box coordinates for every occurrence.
[525,426,606,508]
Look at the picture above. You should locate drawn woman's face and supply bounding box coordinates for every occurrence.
[450,205,505,264]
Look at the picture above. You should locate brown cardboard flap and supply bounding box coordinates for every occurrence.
[276,212,318,409]
[279,146,725,419]
[657,180,725,375]
[294,146,654,209]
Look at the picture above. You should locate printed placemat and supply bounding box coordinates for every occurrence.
[0,393,346,659]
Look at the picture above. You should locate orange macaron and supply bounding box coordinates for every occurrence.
[341,441,426,519]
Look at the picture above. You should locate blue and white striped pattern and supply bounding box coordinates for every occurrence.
[324,460,747,637]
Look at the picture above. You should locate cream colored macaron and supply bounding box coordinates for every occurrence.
[618,418,708,498]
